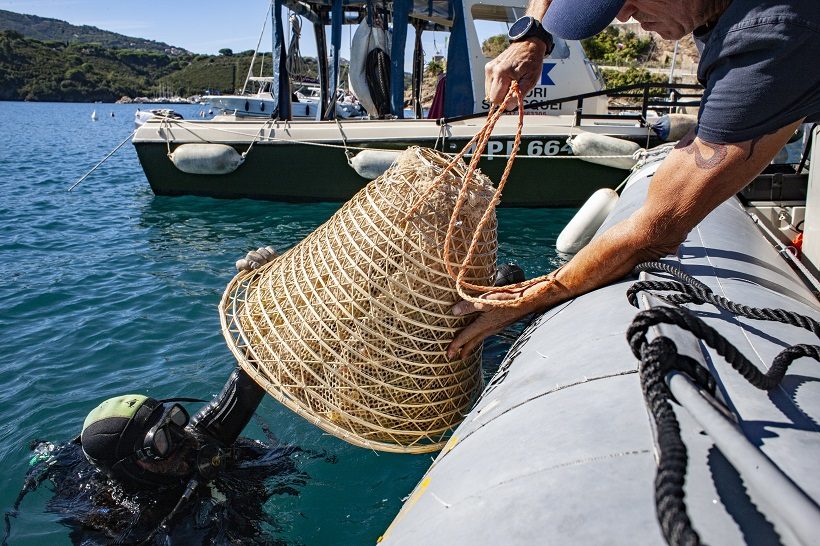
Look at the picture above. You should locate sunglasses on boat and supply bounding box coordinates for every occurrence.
[137,403,190,460]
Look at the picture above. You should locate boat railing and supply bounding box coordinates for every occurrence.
[440,82,704,126]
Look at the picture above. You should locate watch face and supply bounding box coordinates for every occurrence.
[509,17,533,40]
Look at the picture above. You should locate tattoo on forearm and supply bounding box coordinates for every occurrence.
[676,137,728,169]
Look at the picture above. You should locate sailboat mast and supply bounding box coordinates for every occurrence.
[243,0,273,94]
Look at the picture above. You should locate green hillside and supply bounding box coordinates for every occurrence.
[0,9,184,53]
[0,30,332,102]
[0,31,184,101]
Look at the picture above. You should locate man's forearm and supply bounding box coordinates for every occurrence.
[540,121,805,306]
[525,0,551,19]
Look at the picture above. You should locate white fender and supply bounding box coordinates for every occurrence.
[349,21,390,118]
[350,149,401,179]
[170,143,243,175]
[568,133,640,170]
[556,188,619,254]
[651,113,698,142]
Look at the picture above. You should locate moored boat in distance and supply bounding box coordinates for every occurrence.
[132,0,700,206]
[206,77,366,119]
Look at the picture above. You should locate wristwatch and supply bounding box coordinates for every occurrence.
[508,16,554,55]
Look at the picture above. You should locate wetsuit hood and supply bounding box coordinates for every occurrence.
[80,394,186,489]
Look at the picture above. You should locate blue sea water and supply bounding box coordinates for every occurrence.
[0,101,575,545]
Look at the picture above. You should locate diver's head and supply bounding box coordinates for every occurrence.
[80,395,197,489]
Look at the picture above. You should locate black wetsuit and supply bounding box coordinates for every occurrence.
[6,368,311,546]
[190,366,266,446]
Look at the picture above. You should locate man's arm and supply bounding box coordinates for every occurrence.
[485,0,552,103]
[446,119,804,360]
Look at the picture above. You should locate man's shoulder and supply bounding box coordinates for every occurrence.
[695,0,820,143]
[716,0,819,38]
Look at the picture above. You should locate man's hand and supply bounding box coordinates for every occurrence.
[446,278,554,360]
[235,246,278,272]
[485,39,546,105]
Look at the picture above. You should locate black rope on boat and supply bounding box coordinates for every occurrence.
[626,261,820,546]
[635,336,701,546]
[632,261,710,291]
[628,263,820,337]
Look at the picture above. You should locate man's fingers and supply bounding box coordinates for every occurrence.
[236,245,278,272]
[446,317,489,360]
[488,76,509,105]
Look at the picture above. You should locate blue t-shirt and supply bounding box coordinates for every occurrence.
[694,0,820,144]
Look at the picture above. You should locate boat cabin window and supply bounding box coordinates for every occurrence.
[471,5,570,60]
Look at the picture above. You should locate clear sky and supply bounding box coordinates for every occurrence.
[0,0,471,67]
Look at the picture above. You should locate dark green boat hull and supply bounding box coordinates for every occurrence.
[135,134,659,207]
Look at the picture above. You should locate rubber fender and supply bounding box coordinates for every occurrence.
[556,188,619,254]
[350,21,390,117]
[350,149,400,179]
[567,133,640,170]
[170,143,243,175]
[651,113,698,142]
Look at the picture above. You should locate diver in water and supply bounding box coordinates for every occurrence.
[4,249,309,545]
[80,366,267,491]
[5,366,311,545]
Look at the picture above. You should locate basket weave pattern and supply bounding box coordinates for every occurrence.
[220,147,498,453]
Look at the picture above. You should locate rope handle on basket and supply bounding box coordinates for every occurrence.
[407,82,563,308]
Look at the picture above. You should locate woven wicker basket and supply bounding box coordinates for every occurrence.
[219,146,498,453]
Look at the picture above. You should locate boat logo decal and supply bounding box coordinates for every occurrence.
[540,63,556,85]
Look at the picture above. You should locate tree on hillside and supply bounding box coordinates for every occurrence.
[581,27,652,64]
[482,34,509,58]
[426,58,445,77]
[218,48,233,56]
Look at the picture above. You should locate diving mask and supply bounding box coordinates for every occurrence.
[137,403,190,461]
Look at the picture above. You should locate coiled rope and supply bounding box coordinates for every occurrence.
[365,47,391,118]
[626,261,820,546]
[286,15,306,81]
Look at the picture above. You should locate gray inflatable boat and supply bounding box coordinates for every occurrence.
[381,136,820,545]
